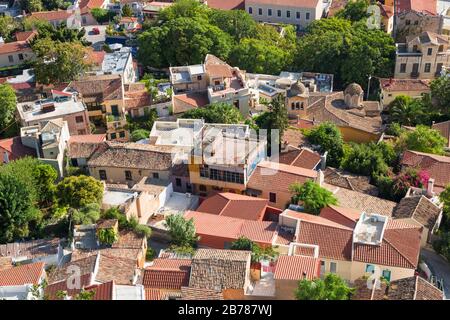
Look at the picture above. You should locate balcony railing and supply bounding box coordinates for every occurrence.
[106,114,123,122]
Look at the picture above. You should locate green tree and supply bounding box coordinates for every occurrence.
[388,95,425,126]
[230,236,253,251]
[295,273,354,300]
[439,185,450,232]
[341,142,389,178]
[121,4,133,17]
[396,125,447,155]
[430,75,450,117]
[164,214,199,247]
[33,163,58,207]
[209,9,257,42]
[97,227,118,245]
[32,22,88,45]
[0,84,17,131]
[157,0,209,23]
[56,175,104,209]
[181,102,243,124]
[131,129,150,142]
[0,16,21,41]
[231,237,278,263]
[91,8,116,24]
[229,38,289,75]
[0,173,41,243]
[32,38,89,85]
[304,122,344,167]
[335,0,369,22]
[70,203,101,225]
[289,181,338,215]
[21,0,44,12]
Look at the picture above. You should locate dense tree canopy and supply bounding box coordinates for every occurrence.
[335,0,370,22]
[295,273,354,300]
[430,75,450,117]
[181,102,244,124]
[396,125,447,155]
[304,122,344,167]
[0,84,18,131]
[0,16,21,42]
[387,95,426,126]
[165,214,199,248]
[56,175,104,209]
[289,181,338,215]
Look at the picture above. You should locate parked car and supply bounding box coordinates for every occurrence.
[92,27,100,35]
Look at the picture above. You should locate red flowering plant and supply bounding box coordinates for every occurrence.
[392,167,430,198]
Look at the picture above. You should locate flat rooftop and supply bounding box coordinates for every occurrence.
[103,189,138,206]
[101,47,132,75]
[150,119,204,148]
[170,65,205,83]
[353,212,388,246]
[17,96,86,123]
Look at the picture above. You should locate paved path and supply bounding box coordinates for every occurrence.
[83,25,107,51]
[421,248,450,299]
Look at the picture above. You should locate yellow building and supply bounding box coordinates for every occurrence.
[379,78,431,108]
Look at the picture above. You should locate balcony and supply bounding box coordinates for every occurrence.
[106,114,123,123]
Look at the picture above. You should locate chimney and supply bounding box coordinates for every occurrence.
[320,151,327,170]
[317,169,324,186]
[427,178,435,197]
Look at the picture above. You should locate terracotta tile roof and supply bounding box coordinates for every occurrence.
[86,50,105,66]
[289,148,321,170]
[245,0,320,8]
[45,273,92,300]
[307,92,383,135]
[432,120,450,147]
[293,213,354,261]
[143,259,191,289]
[273,255,320,281]
[0,40,33,55]
[281,128,308,147]
[67,142,103,159]
[145,288,162,300]
[323,167,379,196]
[69,74,123,103]
[396,0,437,15]
[96,254,137,285]
[324,184,397,216]
[48,255,97,284]
[205,64,233,79]
[69,134,106,144]
[387,276,443,300]
[380,78,430,93]
[401,150,450,191]
[189,249,251,290]
[279,147,302,165]
[173,92,209,109]
[206,0,244,10]
[88,141,173,171]
[180,286,224,300]
[0,262,45,286]
[0,238,60,260]
[248,160,317,194]
[112,230,146,249]
[0,137,36,162]
[0,257,12,271]
[79,0,106,10]
[197,192,270,221]
[394,195,442,229]
[124,89,151,110]
[185,211,277,245]
[29,10,73,21]
[352,277,389,300]
[85,280,115,300]
[353,220,422,269]
[15,31,37,42]
[319,205,361,229]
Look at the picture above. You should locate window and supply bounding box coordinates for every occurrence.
[424,63,431,73]
[125,170,132,181]
[199,184,207,192]
[258,8,262,15]
[412,44,418,52]
[197,75,202,80]
[291,102,295,110]
[110,105,119,116]
[306,12,310,20]
[296,102,300,110]
[405,19,411,25]
[296,12,300,19]
[175,178,182,187]
[320,261,325,275]
[427,48,433,55]
[18,54,24,61]
[382,269,391,281]
[8,55,13,63]
[286,10,290,18]
[277,10,281,17]
[248,7,252,14]
[71,159,78,167]
[119,131,125,138]
[268,8,272,16]
[269,192,276,203]
[199,165,209,178]
[152,172,159,179]
[329,262,337,273]
[400,63,407,73]
[365,264,375,273]
[99,170,107,180]
[436,63,443,74]
[412,63,419,74]
[438,45,444,52]
[110,133,117,139]
[75,116,84,123]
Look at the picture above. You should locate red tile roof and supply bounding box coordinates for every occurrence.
[145,288,162,300]
[79,0,106,10]
[273,255,320,281]
[319,205,361,229]
[248,161,317,194]
[0,136,36,162]
[432,120,450,148]
[206,0,245,10]
[29,10,73,22]
[289,148,321,170]
[185,211,277,245]
[85,280,115,300]
[143,259,192,290]
[173,92,209,109]
[245,0,320,9]
[45,273,92,300]
[0,262,45,286]
[69,134,106,144]
[380,78,431,93]
[124,90,151,111]
[0,40,33,55]
[197,192,272,221]
[15,31,37,42]
[401,150,450,191]
[396,0,437,15]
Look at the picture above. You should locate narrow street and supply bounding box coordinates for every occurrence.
[421,248,450,299]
